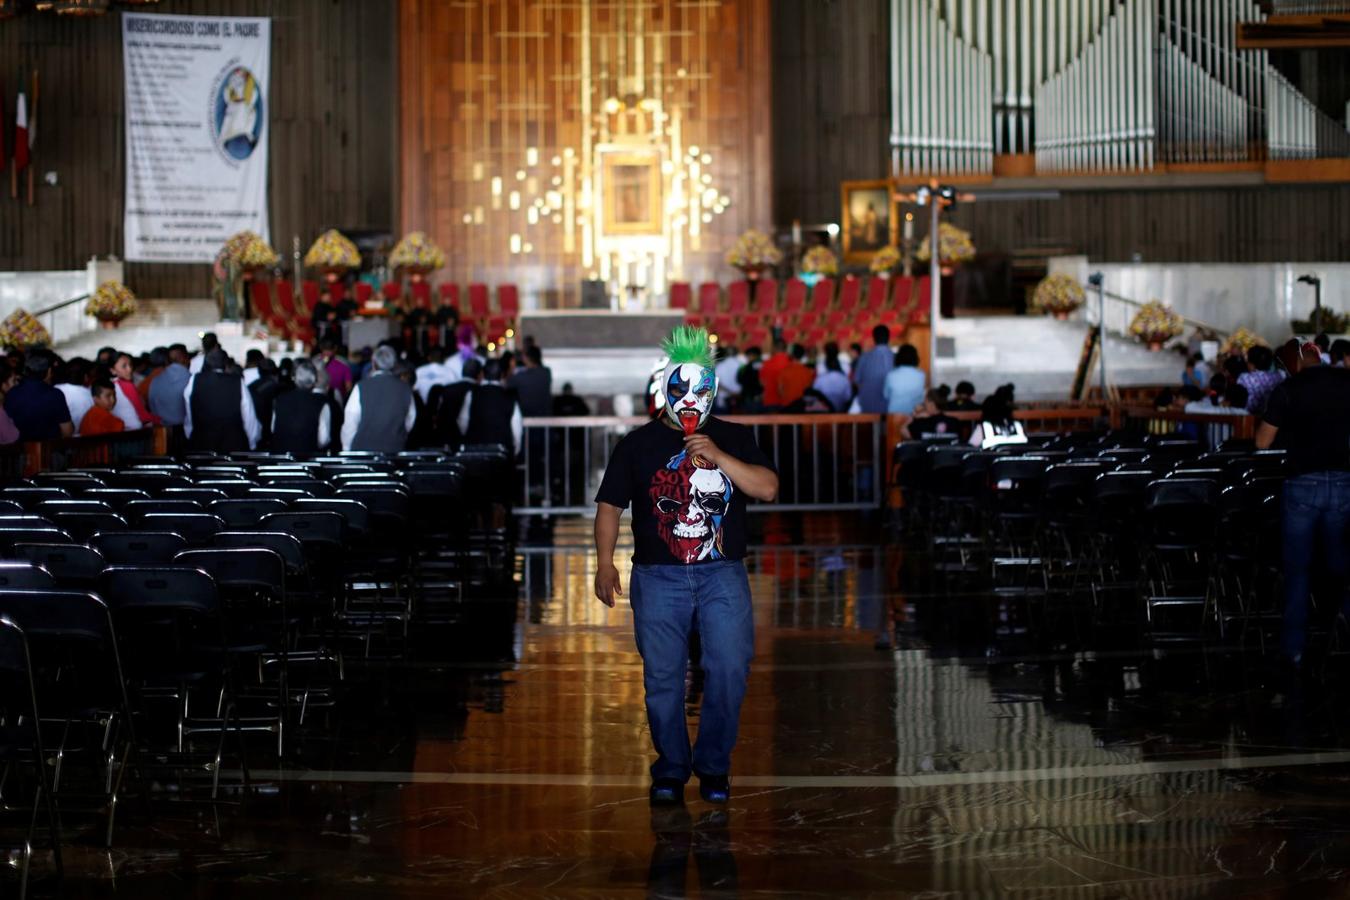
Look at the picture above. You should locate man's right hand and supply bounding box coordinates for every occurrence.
[595,563,623,608]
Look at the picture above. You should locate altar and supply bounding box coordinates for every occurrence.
[517,309,686,350]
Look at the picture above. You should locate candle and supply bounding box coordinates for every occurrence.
[903,214,914,241]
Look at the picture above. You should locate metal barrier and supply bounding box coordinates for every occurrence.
[1116,406,1256,450]
[518,414,885,516]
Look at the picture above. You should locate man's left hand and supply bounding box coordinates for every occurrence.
[684,433,723,466]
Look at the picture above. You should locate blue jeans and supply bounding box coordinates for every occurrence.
[1282,472,1350,662]
[630,560,754,782]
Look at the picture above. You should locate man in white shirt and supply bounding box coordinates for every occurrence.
[182,348,262,451]
[340,345,418,452]
[457,358,523,455]
[188,332,219,375]
[55,358,95,436]
[414,345,461,403]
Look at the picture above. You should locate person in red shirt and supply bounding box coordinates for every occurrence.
[757,338,791,409]
[112,353,160,426]
[80,380,126,436]
[777,344,816,407]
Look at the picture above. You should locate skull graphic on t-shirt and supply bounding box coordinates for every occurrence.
[649,449,734,564]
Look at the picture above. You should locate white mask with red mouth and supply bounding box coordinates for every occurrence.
[662,361,717,434]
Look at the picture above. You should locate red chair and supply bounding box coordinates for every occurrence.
[909,276,932,323]
[411,281,432,309]
[301,280,320,310]
[782,279,808,318]
[381,282,403,303]
[354,282,373,304]
[498,284,519,322]
[892,276,920,320]
[328,282,346,303]
[809,278,835,317]
[486,317,510,344]
[864,276,889,311]
[438,283,460,310]
[697,282,721,316]
[711,315,733,339]
[726,281,749,315]
[468,283,491,323]
[837,276,860,311]
[669,282,692,310]
[753,278,778,315]
[250,281,278,329]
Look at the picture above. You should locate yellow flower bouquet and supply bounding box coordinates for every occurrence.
[304,229,362,272]
[236,233,279,269]
[85,281,138,323]
[869,246,901,275]
[1128,299,1184,348]
[1030,273,1086,318]
[389,231,446,274]
[725,229,782,277]
[801,246,839,277]
[0,309,51,350]
[1220,326,1266,358]
[915,222,976,266]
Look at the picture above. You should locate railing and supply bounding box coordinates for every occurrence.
[1115,406,1256,450]
[1082,287,1230,345]
[518,414,885,516]
[0,427,168,481]
[29,292,95,350]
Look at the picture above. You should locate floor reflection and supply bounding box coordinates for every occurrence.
[38,512,1350,897]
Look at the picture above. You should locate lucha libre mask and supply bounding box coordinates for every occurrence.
[662,361,717,432]
[650,452,734,563]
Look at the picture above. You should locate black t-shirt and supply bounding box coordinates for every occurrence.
[1263,366,1350,474]
[909,414,961,438]
[596,417,773,566]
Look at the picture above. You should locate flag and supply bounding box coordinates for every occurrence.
[14,80,28,172]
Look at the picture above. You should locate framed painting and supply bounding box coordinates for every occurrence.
[600,149,664,237]
[841,179,893,263]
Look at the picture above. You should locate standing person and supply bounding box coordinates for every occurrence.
[777,344,816,408]
[5,350,73,441]
[56,358,95,437]
[883,344,927,416]
[757,338,791,409]
[813,348,853,412]
[249,359,284,447]
[1238,344,1282,416]
[853,325,894,414]
[183,348,261,452]
[138,348,168,402]
[968,385,1027,449]
[340,345,417,452]
[0,362,21,444]
[594,326,777,807]
[457,358,522,455]
[415,345,461,403]
[148,345,191,429]
[189,332,219,374]
[713,345,742,413]
[312,363,344,453]
[111,352,159,428]
[79,380,126,436]
[735,346,763,412]
[508,345,553,417]
[315,338,353,400]
[1257,351,1350,670]
[270,360,331,455]
[431,357,481,448]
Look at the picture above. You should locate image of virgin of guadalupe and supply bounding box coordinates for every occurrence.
[218,68,260,157]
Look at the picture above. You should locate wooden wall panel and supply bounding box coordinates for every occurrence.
[399,0,773,307]
[771,0,890,227]
[948,184,1350,263]
[0,0,397,299]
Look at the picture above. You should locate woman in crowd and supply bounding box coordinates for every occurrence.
[812,346,853,412]
[0,361,21,444]
[968,385,1027,449]
[111,351,160,429]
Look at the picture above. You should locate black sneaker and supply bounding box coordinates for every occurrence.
[649,778,685,806]
[697,772,730,804]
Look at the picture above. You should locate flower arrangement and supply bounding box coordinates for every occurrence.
[869,246,901,275]
[1220,326,1266,358]
[1291,308,1350,335]
[724,229,782,273]
[389,231,446,272]
[236,234,279,269]
[1030,273,1086,318]
[304,229,362,270]
[1128,299,1185,348]
[801,246,839,277]
[915,222,976,266]
[85,281,138,323]
[0,309,51,350]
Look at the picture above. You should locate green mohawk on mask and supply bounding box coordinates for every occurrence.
[661,325,714,370]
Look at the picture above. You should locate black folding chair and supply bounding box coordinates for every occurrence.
[209,498,288,528]
[52,512,128,542]
[36,499,115,518]
[90,531,188,566]
[161,488,229,505]
[83,488,151,510]
[124,499,205,520]
[0,617,63,895]
[11,544,106,590]
[0,563,55,591]
[1,487,70,510]
[138,513,225,548]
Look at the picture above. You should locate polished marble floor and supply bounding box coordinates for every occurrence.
[25,513,1350,897]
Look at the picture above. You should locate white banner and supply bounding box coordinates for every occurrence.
[122,13,270,263]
